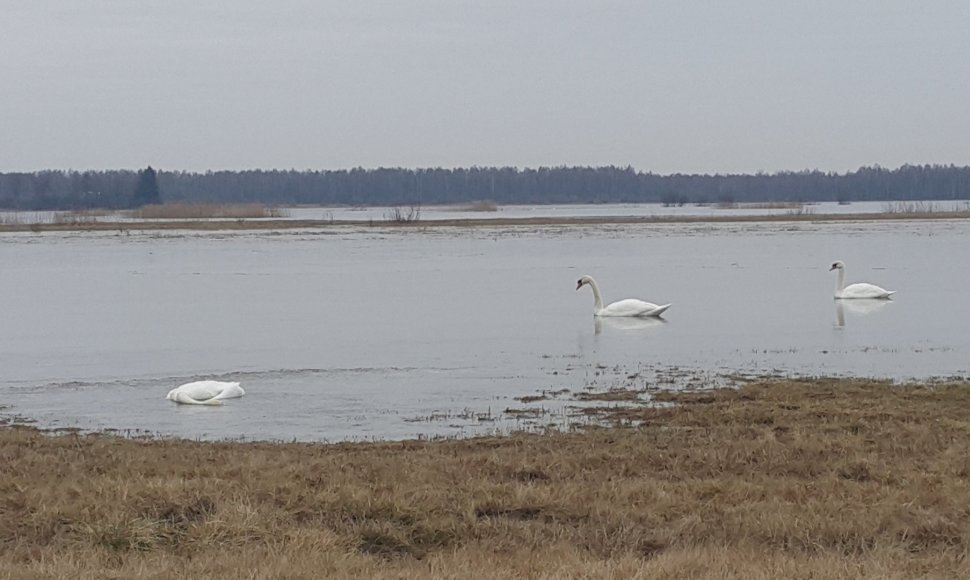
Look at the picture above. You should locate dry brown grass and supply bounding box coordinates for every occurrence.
[713,200,811,210]
[881,201,970,214]
[0,212,28,226]
[133,203,286,219]
[3,377,970,578]
[1,210,111,226]
[51,209,112,225]
[449,200,500,212]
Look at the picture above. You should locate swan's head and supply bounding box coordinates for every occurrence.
[829,260,845,271]
[576,275,593,290]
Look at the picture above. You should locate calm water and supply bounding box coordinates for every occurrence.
[2,218,969,441]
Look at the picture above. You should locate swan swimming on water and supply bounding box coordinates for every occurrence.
[576,275,671,317]
[166,381,245,406]
[829,261,895,299]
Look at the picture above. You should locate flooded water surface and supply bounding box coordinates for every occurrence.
[2,218,969,440]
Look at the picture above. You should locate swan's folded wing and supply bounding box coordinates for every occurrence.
[170,391,224,405]
[169,380,243,403]
[177,380,224,400]
[841,283,894,299]
[213,382,245,400]
[645,304,672,317]
[601,299,664,317]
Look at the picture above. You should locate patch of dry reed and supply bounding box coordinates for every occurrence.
[2,378,970,577]
[451,200,499,212]
[133,203,286,219]
[881,201,970,214]
[743,201,807,209]
[52,209,113,225]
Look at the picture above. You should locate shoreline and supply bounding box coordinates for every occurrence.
[2,210,970,233]
[3,377,970,577]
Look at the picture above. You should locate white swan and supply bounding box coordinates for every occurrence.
[166,380,245,406]
[576,275,671,317]
[829,261,895,299]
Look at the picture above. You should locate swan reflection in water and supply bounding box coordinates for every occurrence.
[834,298,891,328]
[595,316,667,335]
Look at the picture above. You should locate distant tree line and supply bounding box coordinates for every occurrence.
[1,164,969,210]
[0,167,160,210]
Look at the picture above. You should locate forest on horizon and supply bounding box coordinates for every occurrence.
[1,164,970,210]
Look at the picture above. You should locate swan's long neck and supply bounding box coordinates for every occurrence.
[587,279,604,312]
[835,268,845,296]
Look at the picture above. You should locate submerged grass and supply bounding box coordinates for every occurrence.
[3,377,970,578]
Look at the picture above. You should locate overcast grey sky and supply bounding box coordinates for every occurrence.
[3,1,969,173]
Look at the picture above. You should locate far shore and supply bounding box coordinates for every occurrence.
[2,209,970,233]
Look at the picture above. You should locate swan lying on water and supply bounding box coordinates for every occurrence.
[829,261,895,299]
[576,275,671,317]
[167,380,245,406]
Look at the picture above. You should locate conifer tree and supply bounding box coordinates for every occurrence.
[132,166,161,207]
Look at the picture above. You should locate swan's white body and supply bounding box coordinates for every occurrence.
[166,380,245,406]
[829,261,895,299]
[576,275,670,317]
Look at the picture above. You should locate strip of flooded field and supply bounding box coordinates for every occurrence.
[2,218,968,440]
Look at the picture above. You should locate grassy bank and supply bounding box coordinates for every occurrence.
[3,378,970,578]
